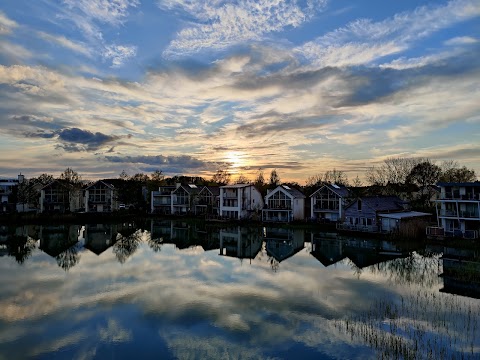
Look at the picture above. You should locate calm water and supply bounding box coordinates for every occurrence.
[0,221,479,359]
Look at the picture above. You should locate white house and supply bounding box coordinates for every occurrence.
[40,180,83,213]
[262,185,306,222]
[433,182,480,239]
[0,174,24,212]
[310,184,350,222]
[85,180,118,212]
[194,186,220,215]
[219,184,264,220]
[151,186,176,214]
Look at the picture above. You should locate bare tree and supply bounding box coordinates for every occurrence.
[366,157,426,186]
[211,168,231,185]
[269,169,280,187]
[439,161,477,182]
[234,174,250,184]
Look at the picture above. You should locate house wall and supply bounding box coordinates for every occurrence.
[220,185,264,219]
[344,200,378,226]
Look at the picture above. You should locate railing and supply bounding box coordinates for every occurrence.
[264,204,292,210]
[438,210,480,218]
[426,226,445,236]
[427,226,479,239]
[442,192,479,200]
[336,223,380,233]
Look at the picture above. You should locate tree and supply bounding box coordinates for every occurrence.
[269,169,280,187]
[234,174,250,184]
[33,173,54,186]
[130,173,149,183]
[407,162,442,188]
[254,169,265,188]
[407,161,442,207]
[352,175,363,187]
[150,170,165,183]
[324,169,349,186]
[211,168,231,185]
[366,157,426,186]
[59,168,82,186]
[439,161,477,182]
[119,170,129,180]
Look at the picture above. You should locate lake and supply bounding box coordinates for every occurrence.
[0,220,479,359]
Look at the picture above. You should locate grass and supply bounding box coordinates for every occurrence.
[334,290,479,359]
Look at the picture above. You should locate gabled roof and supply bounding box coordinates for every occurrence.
[266,185,305,199]
[199,185,220,196]
[85,180,115,190]
[310,184,350,198]
[41,179,71,190]
[220,183,253,189]
[173,184,200,194]
[345,196,405,212]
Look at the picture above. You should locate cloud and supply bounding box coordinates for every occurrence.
[102,44,137,68]
[23,127,130,152]
[0,11,18,35]
[105,154,228,173]
[162,0,328,57]
[296,0,480,67]
[444,36,478,46]
[51,0,139,66]
[36,31,93,57]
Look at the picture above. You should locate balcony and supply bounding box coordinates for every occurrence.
[223,192,238,199]
[442,192,480,200]
[264,204,292,210]
[439,209,480,219]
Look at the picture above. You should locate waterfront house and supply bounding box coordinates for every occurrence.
[151,186,175,214]
[194,186,220,216]
[340,196,407,233]
[85,180,118,212]
[265,228,305,263]
[310,184,350,222]
[262,185,306,222]
[0,174,24,213]
[429,182,480,239]
[84,224,118,255]
[171,183,200,215]
[219,184,264,220]
[40,180,83,213]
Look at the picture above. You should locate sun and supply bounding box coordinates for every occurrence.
[225,151,246,171]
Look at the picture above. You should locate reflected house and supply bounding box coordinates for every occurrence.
[151,186,175,214]
[150,220,173,242]
[38,225,80,257]
[171,184,200,215]
[431,182,480,239]
[40,180,84,213]
[85,181,118,212]
[310,184,350,222]
[219,227,262,259]
[194,186,220,216]
[170,221,194,249]
[343,238,408,269]
[84,224,118,255]
[440,247,480,299]
[339,196,407,233]
[310,236,346,267]
[262,185,306,222]
[265,228,305,263]
[0,174,24,213]
[219,184,264,220]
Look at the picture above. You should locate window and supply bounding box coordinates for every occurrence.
[357,200,362,211]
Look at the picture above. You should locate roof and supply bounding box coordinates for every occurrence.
[378,211,431,220]
[437,182,480,187]
[267,185,305,199]
[200,185,220,196]
[280,185,305,198]
[345,196,405,212]
[220,183,252,189]
[311,184,350,198]
[85,180,115,190]
[173,184,201,194]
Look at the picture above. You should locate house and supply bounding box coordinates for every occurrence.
[171,184,200,215]
[84,224,118,255]
[194,186,220,216]
[310,184,350,222]
[0,174,24,212]
[40,180,84,213]
[151,186,176,214]
[219,184,264,220]
[340,196,407,233]
[430,182,480,239]
[262,185,306,222]
[85,180,118,212]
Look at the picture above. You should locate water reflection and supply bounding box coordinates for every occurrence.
[440,247,480,299]
[0,220,478,359]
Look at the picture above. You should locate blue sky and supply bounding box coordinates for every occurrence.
[0,0,479,182]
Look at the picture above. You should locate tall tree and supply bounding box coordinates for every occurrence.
[366,157,426,186]
[234,174,250,184]
[324,169,349,186]
[211,168,231,185]
[407,161,442,188]
[439,161,477,182]
[269,169,280,187]
[59,168,82,186]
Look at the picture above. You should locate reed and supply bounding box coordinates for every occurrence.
[334,290,479,359]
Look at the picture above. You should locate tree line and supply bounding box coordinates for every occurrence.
[12,158,477,212]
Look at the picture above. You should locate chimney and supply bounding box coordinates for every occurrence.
[18,174,25,184]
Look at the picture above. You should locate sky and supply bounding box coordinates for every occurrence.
[0,0,479,183]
